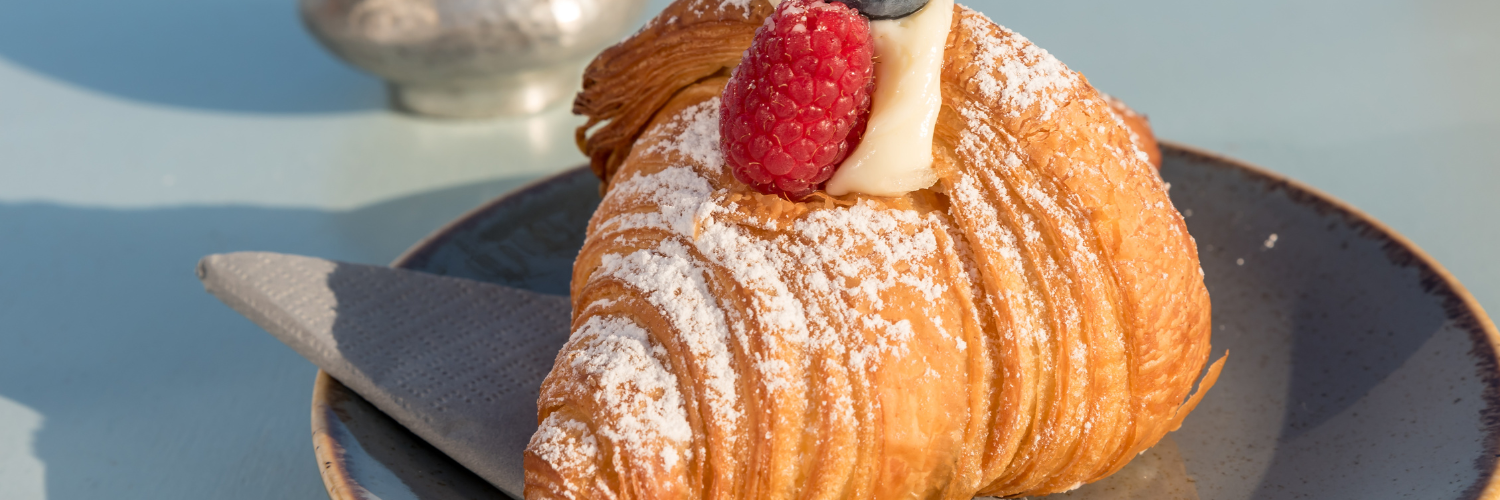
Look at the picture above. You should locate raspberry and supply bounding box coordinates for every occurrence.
[720,0,874,199]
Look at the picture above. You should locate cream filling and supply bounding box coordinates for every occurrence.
[824,0,952,197]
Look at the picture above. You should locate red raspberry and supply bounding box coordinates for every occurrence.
[720,0,874,199]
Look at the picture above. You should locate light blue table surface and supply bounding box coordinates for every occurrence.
[0,0,1495,498]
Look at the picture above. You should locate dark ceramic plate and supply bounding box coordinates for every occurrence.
[308,143,1500,500]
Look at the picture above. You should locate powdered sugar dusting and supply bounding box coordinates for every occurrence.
[1101,98,1154,166]
[604,165,717,238]
[529,413,601,479]
[949,171,1048,345]
[643,99,725,174]
[583,98,969,444]
[560,315,692,473]
[595,244,744,436]
[605,165,814,394]
[603,101,966,382]
[959,9,1079,120]
[718,0,756,12]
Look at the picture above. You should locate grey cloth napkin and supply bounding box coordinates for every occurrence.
[197,251,571,498]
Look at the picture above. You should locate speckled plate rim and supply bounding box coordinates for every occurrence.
[308,141,1500,500]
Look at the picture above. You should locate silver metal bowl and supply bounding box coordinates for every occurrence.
[300,0,647,118]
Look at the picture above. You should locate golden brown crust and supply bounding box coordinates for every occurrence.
[573,0,1165,188]
[1102,93,1163,169]
[531,3,1217,499]
[935,10,1216,493]
[573,0,769,189]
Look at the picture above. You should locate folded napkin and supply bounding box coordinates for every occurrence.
[197,251,570,498]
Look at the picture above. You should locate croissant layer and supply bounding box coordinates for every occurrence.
[526,2,1218,499]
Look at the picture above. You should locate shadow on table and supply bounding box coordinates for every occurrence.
[0,0,382,114]
[0,175,533,498]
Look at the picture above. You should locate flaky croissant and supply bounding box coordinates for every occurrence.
[525,1,1221,498]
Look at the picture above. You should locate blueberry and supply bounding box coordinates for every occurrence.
[832,0,929,20]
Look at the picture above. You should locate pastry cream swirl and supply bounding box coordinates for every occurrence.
[825,0,952,197]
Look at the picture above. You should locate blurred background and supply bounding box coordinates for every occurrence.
[0,0,1495,497]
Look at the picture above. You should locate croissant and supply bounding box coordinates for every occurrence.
[524,1,1221,498]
